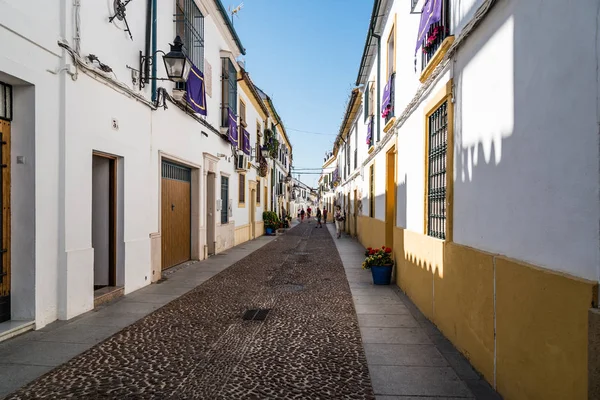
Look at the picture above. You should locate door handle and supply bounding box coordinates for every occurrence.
[171,204,175,211]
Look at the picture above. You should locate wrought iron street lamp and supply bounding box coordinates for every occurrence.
[138,36,192,90]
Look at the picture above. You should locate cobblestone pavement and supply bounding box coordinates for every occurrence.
[7,223,374,400]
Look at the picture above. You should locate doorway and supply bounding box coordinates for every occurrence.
[353,189,358,236]
[250,189,256,239]
[206,172,216,256]
[385,147,396,248]
[92,154,117,291]
[161,161,192,269]
[0,121,10,323]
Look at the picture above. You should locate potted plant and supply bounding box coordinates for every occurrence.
[362,246,394,285]
[262,211,280,235]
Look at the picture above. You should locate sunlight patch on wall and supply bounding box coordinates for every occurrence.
[459,16,514,183]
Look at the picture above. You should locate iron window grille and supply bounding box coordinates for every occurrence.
[256,180,261,203]
[0,82,13,122]
[162,161,191,182]
[221,176,229,224]
[221,58,237,127]
[427,101,448,240]
[421,0,450,71]
[174,0,204,90]
[239,174,245,204]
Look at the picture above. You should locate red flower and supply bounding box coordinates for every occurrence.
[385,247,392,253]
[367,247,372,251]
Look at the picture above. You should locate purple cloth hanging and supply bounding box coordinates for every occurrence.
[184,64,207,116]
[415,0,442,54]
[228,108,238,146]
[381,75,393,116]
[243,129,251,155]
[366,117,373,146]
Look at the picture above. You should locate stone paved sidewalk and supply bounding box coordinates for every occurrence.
[3,222,374,399]
[326,222,501,400]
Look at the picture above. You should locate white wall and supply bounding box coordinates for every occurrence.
[452,0,600,281]
[0,1,63,326]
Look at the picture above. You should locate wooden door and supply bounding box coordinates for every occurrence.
[250,189,256,239]
[206,172,215,255]
[0,121,10,323]
[161,161,191,270]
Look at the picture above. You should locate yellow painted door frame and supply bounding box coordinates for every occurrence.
[385,147,396,248]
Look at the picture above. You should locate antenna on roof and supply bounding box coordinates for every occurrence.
[228,2,244,26]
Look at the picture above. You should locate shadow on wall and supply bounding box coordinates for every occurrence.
[393,1,599,399]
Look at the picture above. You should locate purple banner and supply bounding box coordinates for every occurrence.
[415,0,442,54]
[332,168,338,182]
[243,129,251,155]
[381,75,392,116]
[185,64,207,116]
[228,108,238,146]
[366,117,373,146]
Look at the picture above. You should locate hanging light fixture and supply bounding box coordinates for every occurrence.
[162,36,192,82]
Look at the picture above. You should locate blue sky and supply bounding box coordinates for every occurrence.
[231,0,373,187]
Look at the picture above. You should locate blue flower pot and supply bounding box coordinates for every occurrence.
[371,265,393,285]
[266,227,273,235]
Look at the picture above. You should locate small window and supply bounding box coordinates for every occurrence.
[0,82,13,121]
[239,99,247,127]
[369,165,375,218]
[256,179,261,204]
[239,174,245,205]
[387,26,395,78]
[426,101,448,239]
[221,58,237,127]
[174,0,204,91]
[221,176,229,224]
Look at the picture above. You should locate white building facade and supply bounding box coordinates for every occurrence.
[330,0,600,398]
[0,0,284,334]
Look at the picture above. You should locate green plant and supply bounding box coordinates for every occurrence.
[362,246,393,270]
[263,128,280,160]
[262,211,280,231]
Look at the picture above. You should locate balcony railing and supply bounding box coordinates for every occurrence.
[384,73,396,125]
[421,0,450,71]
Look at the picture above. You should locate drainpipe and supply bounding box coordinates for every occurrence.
[151,0,158,102]
[145,0,152,89]
[373,33,381,143]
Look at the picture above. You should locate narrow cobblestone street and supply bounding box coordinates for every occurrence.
[6,223,374,399]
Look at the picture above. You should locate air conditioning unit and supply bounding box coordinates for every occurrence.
[236,154,248,171]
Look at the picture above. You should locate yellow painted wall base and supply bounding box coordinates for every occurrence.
[234,224,250,246]
[357,216,385,251]
[358,225,597,400]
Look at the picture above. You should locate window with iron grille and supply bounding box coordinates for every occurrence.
[221,176,229,224]
[256,179,261,204]
[427,101,448,239]
[239,174,245,204]
[239,99,246,127]
[384,73,396,125]
[369,165,375,218]
[174,0,204,90]
[0,82,13,121]
[221,58,237,127]
[421,0,450,71]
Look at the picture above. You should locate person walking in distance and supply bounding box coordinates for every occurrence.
[315,207,323,228]
[323,207,328,224]
[300,207,305,223]
[334,205,344,238]
[306,205,312,223]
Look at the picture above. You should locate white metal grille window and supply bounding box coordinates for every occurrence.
[174,0,204,71]
[427,101,448,239]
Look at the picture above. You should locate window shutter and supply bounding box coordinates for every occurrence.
[364,83,370,121]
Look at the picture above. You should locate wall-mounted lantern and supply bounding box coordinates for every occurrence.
[139,36,192,90]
